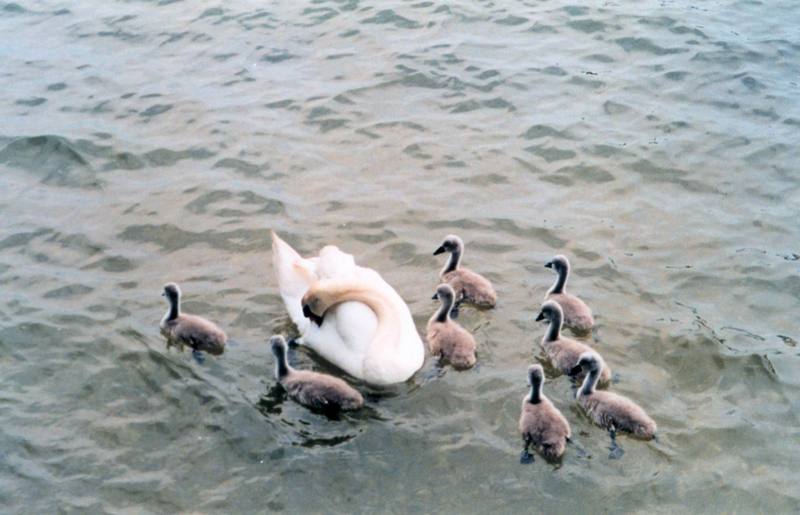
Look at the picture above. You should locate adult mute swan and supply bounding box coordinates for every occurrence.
[271,231,425,385]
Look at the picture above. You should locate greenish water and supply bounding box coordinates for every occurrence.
[1,0,799,513]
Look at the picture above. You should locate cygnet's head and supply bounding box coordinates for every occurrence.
[570,351,601,375]
[433,234,463,256]
[535,300,563,322]
[270,335,288,357]
[431,283,456,302]
[162,282,181,302]
[527,364,545,387]
[544,255,570,273]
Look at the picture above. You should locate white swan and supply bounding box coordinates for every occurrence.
[271,231,425,385]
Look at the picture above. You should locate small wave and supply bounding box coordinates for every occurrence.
[0,135,100,188]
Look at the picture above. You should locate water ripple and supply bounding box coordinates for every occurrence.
[1,0,799,512]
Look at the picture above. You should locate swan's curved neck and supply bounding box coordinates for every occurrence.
[527,378,542,404]
[434,295,453,323]
[544,312,562,342]
[548,266,568,295]
[579,366,600,397]
[442,248,462,275]
[316,280,403,352]
[164,295,180,322]
[273,345,290,380]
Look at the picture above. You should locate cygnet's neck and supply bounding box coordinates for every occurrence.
[544,312,562,342]
[273,345,291,380]
[527,376,543,404]
[579,366,600,397]
[434,294,454,323]
[164,294,180,323]
[548,265,568,295]
[442,247,462,275]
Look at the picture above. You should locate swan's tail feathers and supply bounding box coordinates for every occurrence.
[271,231,316,333]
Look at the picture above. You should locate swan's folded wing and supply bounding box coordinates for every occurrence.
[272,231,317,331]
[353,265,416,320]
[316,245,358,280]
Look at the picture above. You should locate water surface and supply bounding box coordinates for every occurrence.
[1,0,799,513]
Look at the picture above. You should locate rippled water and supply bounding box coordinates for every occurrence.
[1,0,799,512]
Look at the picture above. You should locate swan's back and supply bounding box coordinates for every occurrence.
[317,245,358,279]
[272,233,374,330]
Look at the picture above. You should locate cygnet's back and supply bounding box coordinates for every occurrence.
[442,268,497,308]
[282,370,364,412]
[578,390,657,440]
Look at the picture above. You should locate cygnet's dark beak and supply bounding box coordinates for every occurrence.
[431,293,439,300]
[433,245,446,256]
[535,311,545,322]
[569,365,583,376]
[302,304,324,326]
[544,261,553,269]
[161,292,166,297]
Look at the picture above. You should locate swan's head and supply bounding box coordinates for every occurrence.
[301,287,329,326]
[544,254,570,273]
[527,364,545,387]
[570,351,601,376]
[433,234,463,255]
[431,283,456,302]
[535,300,563,323]
[162,282,181,302]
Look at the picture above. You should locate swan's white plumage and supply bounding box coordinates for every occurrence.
[271,232,314,332]
[271,231,424,385]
